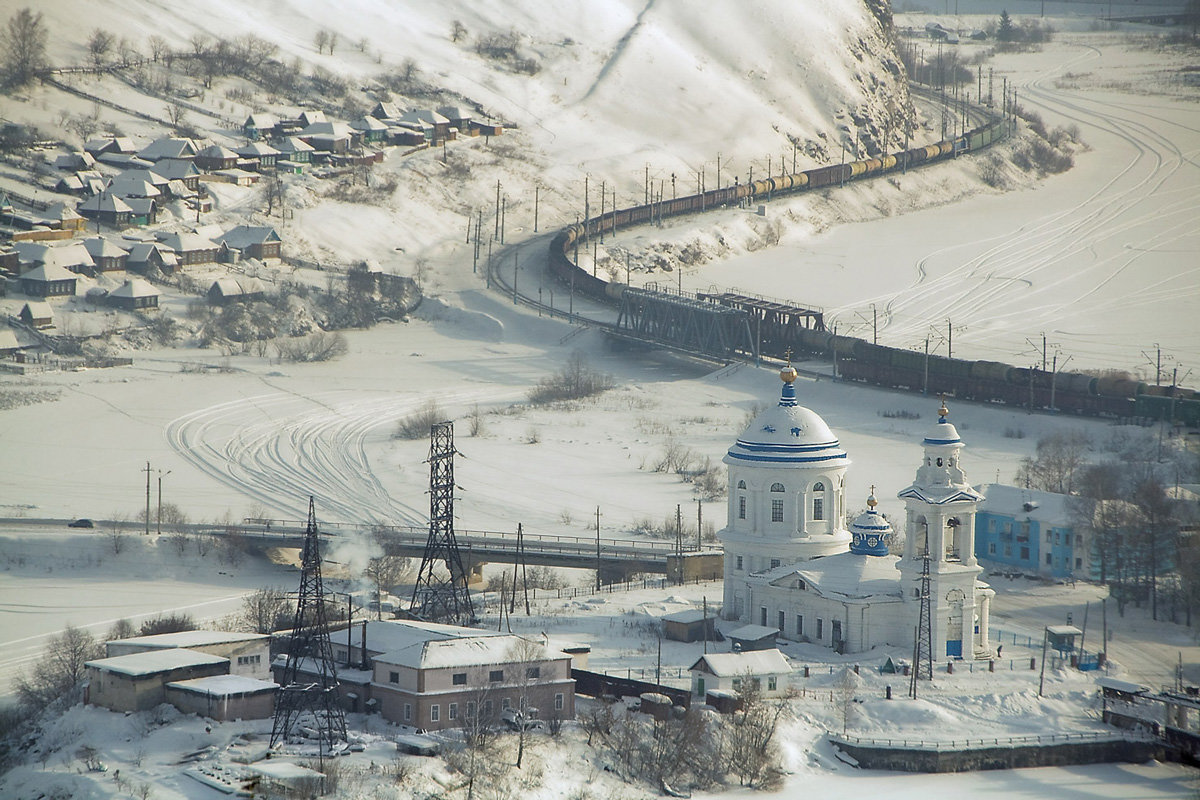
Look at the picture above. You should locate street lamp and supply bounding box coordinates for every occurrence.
[157,469,171,535]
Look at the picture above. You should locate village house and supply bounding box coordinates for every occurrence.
[19,264,78,297]
[123,241,178,274]
[153,159,202,190]
[273,136,314,173]
[138,137,198,163]
[216,225,282,261]
[86,649,229,713]
[689,649,793,699]
[108,279,160,311]
[300,120,355,153]
[82,237,130,272]
[350,116,389,143]
[0,329,21,357]
[370,101,403,121]
[78,191,133,228]
[116,168,171,193]
[298,110,327,127]
[156,231,219,266]
[15,241,94,275]
[195,144,240,172]
[437,105,473,134]
[53,151,96,171]
[84,136,138,158]
[235,141,280,170]
[242,112,279,140]
[18,301,54,328]
[399,109,451,142]
[107,175,162,201]
[40,202,87,232]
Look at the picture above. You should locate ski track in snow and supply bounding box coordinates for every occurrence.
[861,43,1200,351]
[165,390,488,525]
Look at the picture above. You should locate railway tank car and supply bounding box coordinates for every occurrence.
[540,115,1196,423]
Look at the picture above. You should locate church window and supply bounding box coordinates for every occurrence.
[936,457,943,467]
[770,558,781,569]
[1046,530,1052,543]
[770,482,785,492]
[796,615,804,636]
[735,555,743,571]
[812,482,825,521]
[737,480,746,489]
[771,499,784,522]
[738,496,746,519]
[813,481,825,492]
[816,619,824,640]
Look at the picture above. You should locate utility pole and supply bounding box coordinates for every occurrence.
[697,500,703,551]
[584,174,589,232]
[599,180,606,243]
[500,197,506,244]
[512,252,518,304]
[872,303,878,345]
[923,337,930,395]
[1038,627,1049,696]
[595,506,602,591]
[143,461,152,535]
[533,185,539,232]
[494,179,501,240]
[947,319,952,360]
[157,469,171,535]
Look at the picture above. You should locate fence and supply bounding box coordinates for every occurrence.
[830,729,1139,752]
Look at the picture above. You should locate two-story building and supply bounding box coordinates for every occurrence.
[975,484,1084,579]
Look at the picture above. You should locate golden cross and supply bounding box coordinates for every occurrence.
[783,346,793,365]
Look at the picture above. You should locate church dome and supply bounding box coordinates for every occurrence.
[922,398,962,447]
[849,490,892,556]
[726,366,848,467]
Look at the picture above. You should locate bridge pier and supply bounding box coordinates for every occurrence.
[666,551,724,584]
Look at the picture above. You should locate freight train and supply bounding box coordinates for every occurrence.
[545,115,1198,426]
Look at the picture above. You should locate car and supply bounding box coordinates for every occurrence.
[67,518,94,528]
[501,708,543,731]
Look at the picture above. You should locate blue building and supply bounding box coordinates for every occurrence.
[975,484,1090,579]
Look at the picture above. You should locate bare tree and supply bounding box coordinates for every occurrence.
[327,31,338,55]
[166,100,188,131]
[314,29,329,55]
[1015,430,1091,494]
[86,28,115,72]
[147,34,169,63]
[1,7,49,88]
[363,555,408,619]
[239,587,292,634]
[105,515,128,555]
[451,20,468,43]
[452,685,504,800]
[724,671,789,788]
[106,618,136,641]
[15,625,102,711]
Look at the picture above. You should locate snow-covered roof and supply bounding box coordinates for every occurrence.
[1096,677,1149,695]
[300,121,353,139]
[298,110,327,125]
[156,231,216,252]
[726,367,848,468]
[109,279,160,300]
[437,105,472,121]
[153,159,200,180]
[236,141,281,157]
[249,762,324,781]
[86,648,228,677]
[689,649,791,678]
[274,136,315,154]
[21,301,53,318]
[244,112,279,128]
[350,116,389,132]
[216,225,281,248]
[978,484,1073,526]
[376,634,564,671]
[21,262,83,283]
[729,624,779,641]
[662,609,708,624]
[210,277,264,296]
[82,237,128,259]
[197,143,239,160]
[166,674,277,696]
[371,101,404,120]
[400,109,449,126]
[117,168,170,186]
[111,630,268,649]
[138,137,197,161]
[42,201,84,222]
[767,551,904,600]
[80,191,134,214]
[0,330,20,350]
[108,176,162,198]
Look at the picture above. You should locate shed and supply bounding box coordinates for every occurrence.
[106,629,270,679]
[728,624,779,652]
[1046,625,1083,655]
[248,761,324,794]
[0,329,21,355]
[165,674,277,721]
[108,279,160,311]
[41,201,87,231]
[662,608,718,643]
[208,277,265,304]
[86,649,229,712]
[19,301,54,328]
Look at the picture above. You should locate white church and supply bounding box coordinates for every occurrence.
[719,364,995,660]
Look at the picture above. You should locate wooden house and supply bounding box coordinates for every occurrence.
[398,109,450,141]
[689,650,792,699]
[298,110,327,127]
[137,137,198,163]
[154,159,202,190]
[299,121,354,153]
[82,237,129,271]
[474,121,504,137]
[370,101,403,121]
[107,175,162,200]
[273,136,314,173]
[78,191,133,227]
[41,202,87,232]
[242,112,279,140]
[19,301,54,328]
[195,144,240,172]
[84,136,137,157]
[125,197,158,226]
[156,231,219,266]
[0,329,20,356]
[124,241,178,274]
[19,264,77,297]
[216,225,282,261]
[108,279,160,310]
[350,116,389,143]
[437,105,473,132]
[235,141,280,170]
[53,151,96,171]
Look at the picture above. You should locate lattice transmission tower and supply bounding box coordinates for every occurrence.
[270,497,346,753]
[909,540,934,698]
[409,421,475,625]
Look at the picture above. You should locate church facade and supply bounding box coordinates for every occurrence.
[719,366,994,660]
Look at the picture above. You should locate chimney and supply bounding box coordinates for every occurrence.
[360,619,369,671]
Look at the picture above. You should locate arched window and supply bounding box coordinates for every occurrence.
[936,457,943,467]
[770,482,785,492]
[769,483,785,523]
[812,482,825,521]
[737,480,747,490]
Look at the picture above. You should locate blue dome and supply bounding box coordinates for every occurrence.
[725,368,848,467]
[849,494,892,556]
